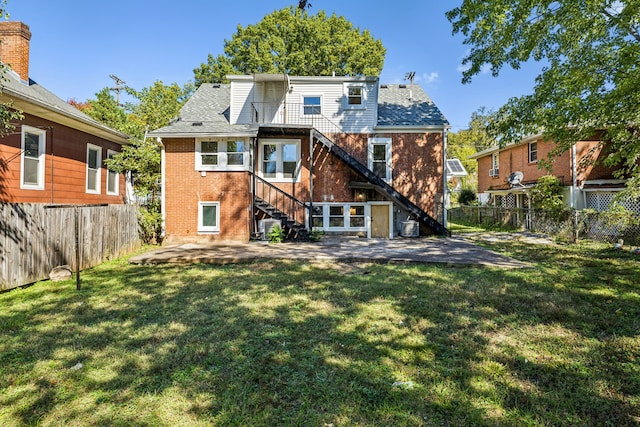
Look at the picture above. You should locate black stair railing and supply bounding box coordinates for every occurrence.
[252,173,309,231]
[313,129,450,237]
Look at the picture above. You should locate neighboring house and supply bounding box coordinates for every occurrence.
[470,134,639,213]
[0,22,128,204]
[150,74,450,243]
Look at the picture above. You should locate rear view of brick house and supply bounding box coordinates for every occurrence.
[150,74,450,242]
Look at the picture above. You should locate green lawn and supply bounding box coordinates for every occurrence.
[1,240,639,426]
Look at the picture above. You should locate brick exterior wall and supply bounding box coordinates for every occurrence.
[0,114,125,204]
[163,131,444,242]
[163,138,253,243]
[0,21,31,81]
[476,137,620,193]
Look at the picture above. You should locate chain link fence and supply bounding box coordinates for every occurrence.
[448,206,640,245]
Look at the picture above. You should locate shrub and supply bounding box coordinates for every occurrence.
[458,189,477,205]
[267,224,285,243]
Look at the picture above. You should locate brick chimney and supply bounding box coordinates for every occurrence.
[0,21,31,81]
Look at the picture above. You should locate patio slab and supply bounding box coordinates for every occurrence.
[129,236,530,268]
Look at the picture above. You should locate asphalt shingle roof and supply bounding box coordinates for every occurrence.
[150,81,449,136]
[149,84,255,137]
[1,69,128,140]
[377,84,449,127]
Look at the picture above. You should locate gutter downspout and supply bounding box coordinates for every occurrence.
[442,127,448,234]
[158,136,166,240]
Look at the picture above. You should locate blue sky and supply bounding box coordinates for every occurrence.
[8,0,544,132]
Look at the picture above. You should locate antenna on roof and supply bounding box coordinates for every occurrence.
[404,71,416,84]
[109,74,127,106]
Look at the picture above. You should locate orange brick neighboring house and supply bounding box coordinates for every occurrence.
[470,134,632,212]
[0,22,129,205]
[150,75,450,243]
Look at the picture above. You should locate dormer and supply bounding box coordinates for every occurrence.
[228,74,379,134]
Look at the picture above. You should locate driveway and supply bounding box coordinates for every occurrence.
[129,236,530,268]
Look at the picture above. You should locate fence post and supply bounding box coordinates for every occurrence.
[572,210,579,244]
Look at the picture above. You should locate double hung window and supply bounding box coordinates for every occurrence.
[20,126,46,190]
[344,84,365,108]
[86,144,101,194]
[529,142,538,163]
[106,150,119,195]
[368,138,392,182]
[303,96,321,115]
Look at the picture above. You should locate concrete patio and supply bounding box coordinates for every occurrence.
[129,235,530,268]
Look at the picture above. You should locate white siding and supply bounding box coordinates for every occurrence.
[230,80,255,125]
[229,77,378,133]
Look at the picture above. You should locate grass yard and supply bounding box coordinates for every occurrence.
[1,239,639,426]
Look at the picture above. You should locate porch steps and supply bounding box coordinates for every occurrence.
[254,197,309,241]
[312,130,450,237]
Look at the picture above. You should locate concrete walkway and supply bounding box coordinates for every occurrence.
[129,236,530,268]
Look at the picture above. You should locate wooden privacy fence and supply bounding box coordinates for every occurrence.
[1,203,141,291]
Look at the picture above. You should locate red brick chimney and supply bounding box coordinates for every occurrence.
[0,21,31,81]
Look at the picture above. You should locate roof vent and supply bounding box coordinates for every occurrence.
[399,84,407,89]
[192,122,203,126]
[212,84,221,88]
[380,84,388,89]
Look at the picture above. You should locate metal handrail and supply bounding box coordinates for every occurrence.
[250,101,405,183]
[252,173,309,228]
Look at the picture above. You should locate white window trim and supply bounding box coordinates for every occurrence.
[302,95,322,116]
[490,152,500,176]
[368,137,392,183]
[258,139,301,182]
[106,149,119,196]
[343,83,366,110]
[312,203,369,232]
[198,201,220,233]
[195,138,250,171]
[529,142,538,163]
[86,143,102,194]
[20,125,46,190]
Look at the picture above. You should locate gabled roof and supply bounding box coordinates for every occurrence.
[0,68,128,144]
[377,84,448,128]
[149,84,255,138]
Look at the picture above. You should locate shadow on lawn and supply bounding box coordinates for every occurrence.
[0,250,639,426]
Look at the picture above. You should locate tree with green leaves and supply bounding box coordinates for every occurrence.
[448,107,495,177]
[0,1,24,137]
[447,1,640,191]
[82,81,191,243]
[194,6,385,85]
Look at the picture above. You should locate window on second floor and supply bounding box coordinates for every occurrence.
[195,139,249,171]
[490,152,499,176]
[20,125,46,190]
[344,84,366,108]
[529,142,538,163]
[303,96,322,115]
[86,144,101,194]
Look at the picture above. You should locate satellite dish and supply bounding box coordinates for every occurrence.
[508,171,524,186]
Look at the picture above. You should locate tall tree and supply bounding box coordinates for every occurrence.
[194,6,385,85]
[82,81,191,243]
[447,1,640,189]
